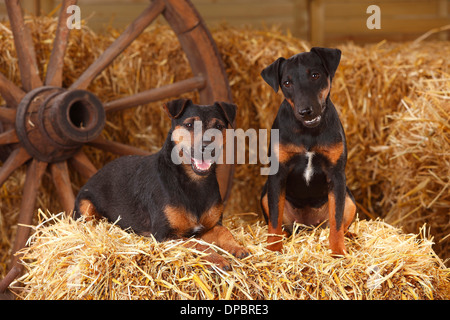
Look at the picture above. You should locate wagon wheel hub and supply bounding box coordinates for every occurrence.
[15,87,105,163]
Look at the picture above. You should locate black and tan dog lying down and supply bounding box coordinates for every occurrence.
[75,99,249,270]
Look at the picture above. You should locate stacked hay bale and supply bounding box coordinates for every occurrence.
[330,41,449,261]
[0,17,449,293]
[380,77,449,260]
[14,211,450,300]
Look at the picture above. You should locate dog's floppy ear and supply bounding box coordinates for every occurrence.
[310,47,341,79]
[163,98,191,119]
[215,101,237,129]
[261,57,286,93]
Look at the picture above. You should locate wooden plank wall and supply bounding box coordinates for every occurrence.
[191,0,308,38]
[310,0,450,45]
[0,0,448,45]
[0,0,308,37]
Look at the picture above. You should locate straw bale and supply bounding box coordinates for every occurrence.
[13,211,450,300]
[377,77,450,261]
[331,40,449,217]
[329,40,450,262]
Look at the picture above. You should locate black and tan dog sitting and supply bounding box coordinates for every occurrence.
[74,99,249,270]
[260,47,357,256]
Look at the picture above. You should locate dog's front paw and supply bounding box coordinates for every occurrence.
[229,245,250,259]
[266,235,283,252]
[204,252,232,271]
[330,243,348,258]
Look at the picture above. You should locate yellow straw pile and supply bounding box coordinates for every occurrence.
[14,211,449,300]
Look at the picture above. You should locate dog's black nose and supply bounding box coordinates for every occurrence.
[299,107,313,118]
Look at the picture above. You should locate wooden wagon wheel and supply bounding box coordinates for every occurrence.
[0,0,233,293]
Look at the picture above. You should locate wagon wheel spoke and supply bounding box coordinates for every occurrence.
[0,107,17,123]
[0,266,21,294]
[88,137,151,156]
[10,160,47,268]
[70,0,165,90]
[5,0,42,91]
[45,0,78,87]
[68,150,97,179]
[0,129,19,145]
[0,147,31,186]
[0,72,26,108]
[50,161,75,215]
[104,76,206,113]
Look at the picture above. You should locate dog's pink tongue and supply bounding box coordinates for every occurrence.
[194,159,211,170]
[193,158,212,170]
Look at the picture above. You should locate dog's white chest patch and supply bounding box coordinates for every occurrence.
[304,152,315,185]
[193,225,204,234]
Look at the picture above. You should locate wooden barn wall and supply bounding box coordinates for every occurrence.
[0,0,449,45]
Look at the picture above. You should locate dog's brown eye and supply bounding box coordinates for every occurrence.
[311,73,320,79]
[283,80,292,88]
[184,122,193,128]
[215,124,224,130]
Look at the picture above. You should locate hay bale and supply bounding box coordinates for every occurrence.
[329,40,450,263]
[13,211,450,300]
[378,77,450,261]
[331,40,449,216]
